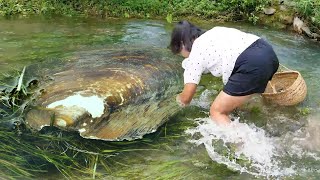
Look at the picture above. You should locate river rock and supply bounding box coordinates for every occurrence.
[301,26,314,38]
[279,5,288,11]
[263,7,276,15]
[293,17,319,40]
[281,15,293,25]
[293,16,305,34]
[313,33,320,40]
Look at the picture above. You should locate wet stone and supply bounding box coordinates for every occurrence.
[263,7,276,15]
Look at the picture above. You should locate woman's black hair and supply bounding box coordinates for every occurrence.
[169,20,205,54]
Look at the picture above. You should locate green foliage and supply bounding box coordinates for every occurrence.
[294,0,320,28]
[215,0,270,20]
[166,13,173,23]
[171,0,220,18]
[248,12,260,24]
[0,67,34,118]
[0,0,270,23]
[0,0,319,33]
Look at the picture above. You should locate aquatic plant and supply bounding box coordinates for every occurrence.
[0,67,32,119]
[298,107,311,116]
[0,68,92,178]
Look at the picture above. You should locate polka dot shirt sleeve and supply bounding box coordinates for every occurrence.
[182,43,204,85]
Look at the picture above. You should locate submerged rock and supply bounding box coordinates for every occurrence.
[25,48,183,141]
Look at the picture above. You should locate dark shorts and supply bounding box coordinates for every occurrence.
[223,38,279,96]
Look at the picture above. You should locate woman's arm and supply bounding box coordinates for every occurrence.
[176,83,197,106]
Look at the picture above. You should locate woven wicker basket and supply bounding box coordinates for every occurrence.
[262,70,307,106]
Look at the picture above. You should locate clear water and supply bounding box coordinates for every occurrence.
[0,16,320,179]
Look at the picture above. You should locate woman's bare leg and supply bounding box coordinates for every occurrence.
[210,91,252,125]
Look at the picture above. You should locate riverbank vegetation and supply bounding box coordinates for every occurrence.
[0,0,319,29]
[293,0,320,30]
[0,0,269,19]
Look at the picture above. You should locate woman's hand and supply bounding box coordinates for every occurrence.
[176,83,197,107]
[176,94,186,107]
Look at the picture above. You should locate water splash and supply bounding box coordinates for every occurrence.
[186,88,320,178]
[186,118,296,178]
[190,89,217,109]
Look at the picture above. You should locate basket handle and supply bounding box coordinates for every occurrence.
[279,63,293,72]
[268,81,277,93]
